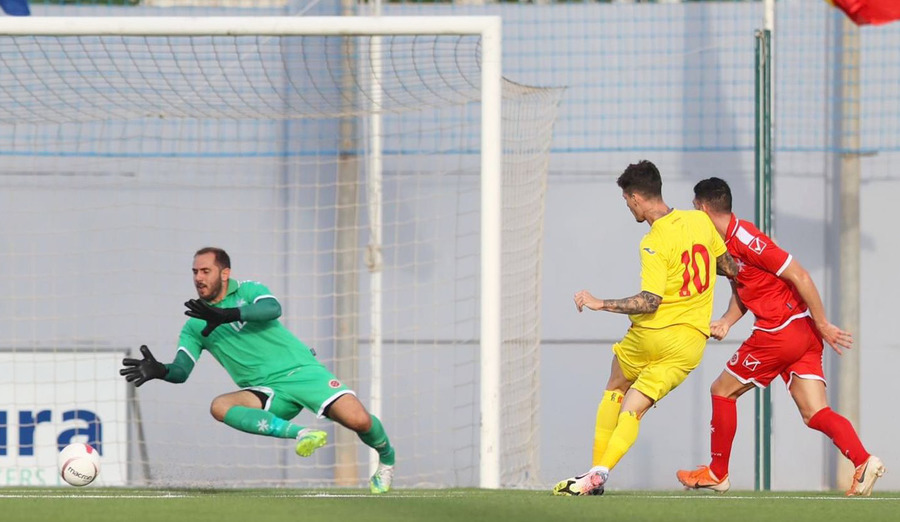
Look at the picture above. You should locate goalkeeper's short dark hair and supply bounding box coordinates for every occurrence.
[195,247,231,270]
[693,177,733,213]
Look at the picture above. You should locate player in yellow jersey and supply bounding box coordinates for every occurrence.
[553,160,738,496]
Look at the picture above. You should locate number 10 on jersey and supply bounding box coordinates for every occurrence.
[679,244,711,297]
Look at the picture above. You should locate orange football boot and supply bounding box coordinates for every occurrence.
[676,465,730,493]
[846,456,886,497]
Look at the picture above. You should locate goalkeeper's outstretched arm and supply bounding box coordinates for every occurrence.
[163,349,196,383]
[120,345,196,386]
[238,296,281,321]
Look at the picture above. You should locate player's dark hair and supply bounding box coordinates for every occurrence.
[616,160,662,199]
[693,177,733,213]
[194,246,231,270]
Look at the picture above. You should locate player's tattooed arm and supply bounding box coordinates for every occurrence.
[600,291,662,314]
[716,251,739,279]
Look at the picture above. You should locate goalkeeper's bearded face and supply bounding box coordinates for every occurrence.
[192,252,229,302]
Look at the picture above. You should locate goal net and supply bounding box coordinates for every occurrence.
[0,17,562,489]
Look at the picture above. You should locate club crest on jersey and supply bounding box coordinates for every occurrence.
[329,379,341,388]
[729,353,739,366]
[742,354,761,371]
[749,236,767,254]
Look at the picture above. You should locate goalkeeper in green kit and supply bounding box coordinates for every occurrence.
[120,247,395,493]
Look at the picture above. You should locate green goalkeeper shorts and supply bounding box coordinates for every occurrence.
[244,364,354,420]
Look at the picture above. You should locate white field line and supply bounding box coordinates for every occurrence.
[0,491,897,501]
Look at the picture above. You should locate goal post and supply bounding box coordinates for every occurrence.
[477,18,503,492]
[0,16,561,489]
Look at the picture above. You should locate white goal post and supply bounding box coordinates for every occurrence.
[0,16,560,489]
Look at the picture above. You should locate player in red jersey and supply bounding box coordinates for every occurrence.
[676,177,885,496]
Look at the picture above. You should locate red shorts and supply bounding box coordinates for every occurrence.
[724,317,825,388]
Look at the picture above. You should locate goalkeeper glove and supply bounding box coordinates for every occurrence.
[120,345,168,387]
[184,298,241,337]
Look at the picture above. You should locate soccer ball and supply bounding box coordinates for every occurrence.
[58,443,100,487]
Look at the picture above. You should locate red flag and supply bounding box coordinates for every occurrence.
[829,0,900,25]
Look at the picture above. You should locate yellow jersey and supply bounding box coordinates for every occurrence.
[630,209,726,335]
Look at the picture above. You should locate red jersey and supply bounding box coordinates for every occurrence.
[725,215,808,331]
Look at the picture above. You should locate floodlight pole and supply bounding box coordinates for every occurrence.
[835,15,861,494]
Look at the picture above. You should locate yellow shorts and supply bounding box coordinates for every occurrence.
[612,324,708,402]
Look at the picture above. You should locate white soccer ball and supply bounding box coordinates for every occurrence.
[58,443,100,487]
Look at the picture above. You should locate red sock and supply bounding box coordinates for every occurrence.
[807,407,870,467]
[709,395,737,479]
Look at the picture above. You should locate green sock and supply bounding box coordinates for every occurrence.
[223,406,303,439]
[358,415,395,466]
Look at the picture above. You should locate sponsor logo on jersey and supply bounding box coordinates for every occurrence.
[643,247,656,255]
[749,237,767,254]
[229,321,247,333]
[742,354,761,371]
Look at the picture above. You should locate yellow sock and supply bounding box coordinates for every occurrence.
[592,390,624,466]
[597,410,640,471]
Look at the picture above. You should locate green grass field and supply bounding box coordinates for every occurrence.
[3,488,898,522]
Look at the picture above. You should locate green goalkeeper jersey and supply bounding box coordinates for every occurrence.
[178,279,319,388]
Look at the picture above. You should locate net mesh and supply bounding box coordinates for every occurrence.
[0,27,562,488]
